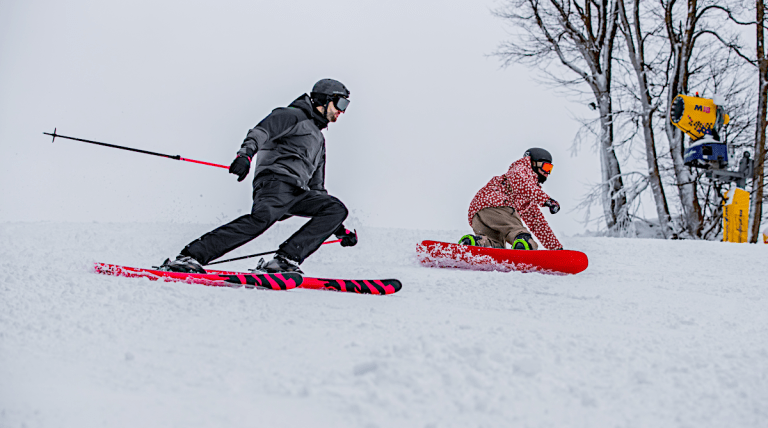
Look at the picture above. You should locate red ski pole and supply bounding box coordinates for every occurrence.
[44,128,228,169]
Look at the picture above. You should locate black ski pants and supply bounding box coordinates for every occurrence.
[181,174,348,265]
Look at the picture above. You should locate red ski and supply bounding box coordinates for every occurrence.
[416,240,588,275]
[94,263,302,290]
[93,263,402,295]
[292,277,401,295]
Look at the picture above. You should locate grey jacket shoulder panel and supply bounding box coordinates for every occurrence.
[238,106,307,158]
[241,95,327,191]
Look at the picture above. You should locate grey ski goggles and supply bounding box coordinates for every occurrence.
[333,96,350,112]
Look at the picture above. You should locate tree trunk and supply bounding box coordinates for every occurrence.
[750,0,767,243]
[594,1,626,231]
[618,0,674,237]
[597,93,626,229]
[666,116,704,236]
[493,0,626,232]
[664,0,704,237]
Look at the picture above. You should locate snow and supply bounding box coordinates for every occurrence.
[1,221,767,428]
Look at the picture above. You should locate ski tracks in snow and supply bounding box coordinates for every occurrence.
[1,222,767,427]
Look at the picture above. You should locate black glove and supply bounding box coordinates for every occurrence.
[543,198,560,214]
[334,225,358,247]
[229,155,251,182]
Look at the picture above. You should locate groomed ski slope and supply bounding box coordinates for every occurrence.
[1,221,766,428]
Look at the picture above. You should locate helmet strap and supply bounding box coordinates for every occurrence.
[322,101,330,120]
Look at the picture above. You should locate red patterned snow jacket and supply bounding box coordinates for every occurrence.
[468,156,563,249]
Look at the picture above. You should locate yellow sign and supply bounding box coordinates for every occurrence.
[723,188,750,243]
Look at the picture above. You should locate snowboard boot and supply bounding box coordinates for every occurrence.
[459,234,481,246]
[156,255,207,273]
[459,234,504,248]
[512,233,535,250]
[252,254,304,275]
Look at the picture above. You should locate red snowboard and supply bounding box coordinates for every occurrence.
[416,240,588,275]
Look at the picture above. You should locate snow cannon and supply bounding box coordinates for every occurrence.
[670,93,730,170]
[670,94,729,142]
[670,93,753,188]
[670,92,756,243]
[683,134,728,170]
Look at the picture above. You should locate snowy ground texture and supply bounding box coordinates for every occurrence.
[1,221,767,428]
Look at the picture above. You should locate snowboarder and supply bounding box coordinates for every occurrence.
[159,79,358,274]
[460,148,563,250]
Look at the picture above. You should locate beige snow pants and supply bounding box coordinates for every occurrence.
[470,206,538,250]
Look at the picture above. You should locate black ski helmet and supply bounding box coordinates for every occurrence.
[524,147,553,183]
[310,78,350,108]
[524,147,553,163]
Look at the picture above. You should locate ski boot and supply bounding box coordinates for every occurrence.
[512,233,535,250]
[156,255,207,273]
[252,254,304,275]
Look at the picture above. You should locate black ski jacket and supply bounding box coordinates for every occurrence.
[237,94,330,192]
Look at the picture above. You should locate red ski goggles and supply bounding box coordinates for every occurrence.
[539,162,554,174]
[333,96,350,112]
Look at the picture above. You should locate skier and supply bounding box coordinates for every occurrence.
[460,148,563,250]
[159,78,358,274]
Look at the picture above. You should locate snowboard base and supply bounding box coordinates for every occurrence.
[416,241,588,275]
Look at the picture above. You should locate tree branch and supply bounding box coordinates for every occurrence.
[692,29,756,65]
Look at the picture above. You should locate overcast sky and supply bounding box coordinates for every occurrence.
[0,0,602,239]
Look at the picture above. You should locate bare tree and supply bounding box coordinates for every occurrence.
[493,0,757,238]
[662,0,705,237]
[661,0,755,238]
[694,0,768,243]
[617,0,675,237]
[493,0,628,230]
